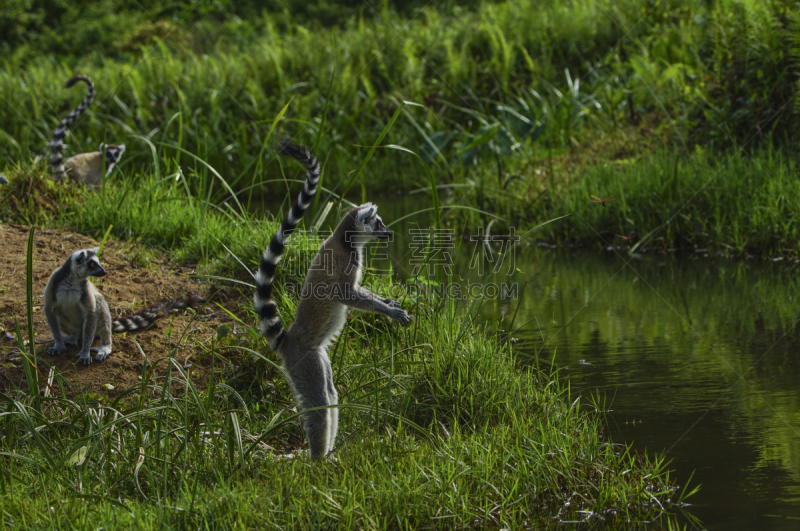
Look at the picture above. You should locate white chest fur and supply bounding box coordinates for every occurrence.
[353,247,363,285]
[318,304,348,351]
[54,281,92,334]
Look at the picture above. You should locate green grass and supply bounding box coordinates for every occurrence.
[1,0,797,193]
[0,165,695,529]
[467,145,800,258]
[3,0,798,260]
[0,300,691,528]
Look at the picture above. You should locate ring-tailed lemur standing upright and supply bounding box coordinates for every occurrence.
[50,75,126,187]
[254,141,411,460]
[44,248,205,365]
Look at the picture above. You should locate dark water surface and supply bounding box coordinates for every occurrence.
[498,249,800,530]
[269,192,800,528]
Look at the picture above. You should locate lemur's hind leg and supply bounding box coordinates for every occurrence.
[286,348,337,460]
[324,355,339,455]
[90,296,113,362]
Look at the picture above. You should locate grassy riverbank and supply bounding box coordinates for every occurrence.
[456,145,800,259]
[6,0,799,526]
[0,167,693,528]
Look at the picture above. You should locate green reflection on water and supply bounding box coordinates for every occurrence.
[490,248,800,528]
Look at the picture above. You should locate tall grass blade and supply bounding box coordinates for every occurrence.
[334,102,408,212]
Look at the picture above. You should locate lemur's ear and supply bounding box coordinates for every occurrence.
[76,251,86,264]
[89,247,100,255]
[356,203,377,223]
[99,142,106,151]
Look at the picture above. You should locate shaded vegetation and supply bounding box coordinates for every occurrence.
[2,0,799,260]
[2,0,799,189]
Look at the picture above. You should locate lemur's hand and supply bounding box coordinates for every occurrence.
[382,297,402,308]
[47,343,67,356]
[389,308,412,326]
[75,350,93,365]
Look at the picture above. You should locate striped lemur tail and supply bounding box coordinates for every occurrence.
[112,292,205,333]
[254,141,321,351]
[51,75,95,181]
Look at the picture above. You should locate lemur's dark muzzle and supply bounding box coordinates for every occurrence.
[377,228,392,239]
[92,266,107,277]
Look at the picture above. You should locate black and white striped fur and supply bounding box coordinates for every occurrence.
[254,140,321,351]
[112,292,205,333]
[0,174,7,186]
[51,75,95,181]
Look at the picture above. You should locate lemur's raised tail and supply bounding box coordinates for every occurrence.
[253,141,321,351]
[112,292,206,333]
[51,75,95,181]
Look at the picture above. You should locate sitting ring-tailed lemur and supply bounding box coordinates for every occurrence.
[50,75,126,187]
[254,141,411,460]
[44,248,205,365]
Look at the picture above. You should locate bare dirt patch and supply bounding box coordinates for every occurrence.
[0,224,249,397]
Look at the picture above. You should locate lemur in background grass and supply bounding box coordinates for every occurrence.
[254,141,411,460]
[50,75,125,188]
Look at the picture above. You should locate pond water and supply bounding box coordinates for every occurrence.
[266,192,800,529]
[498,249,800,530]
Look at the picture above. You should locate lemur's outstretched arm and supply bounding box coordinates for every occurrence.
[335,285,410,325]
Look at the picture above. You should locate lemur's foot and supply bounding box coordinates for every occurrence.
[90,345,112,362]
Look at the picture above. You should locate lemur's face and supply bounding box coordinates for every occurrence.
[100,143,126,175]
[72,248,107,278]
[354,203,392,241]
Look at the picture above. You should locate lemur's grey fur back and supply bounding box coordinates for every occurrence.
[112,292,205,333]
[51,75,96,181]
[254,141,321,351]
